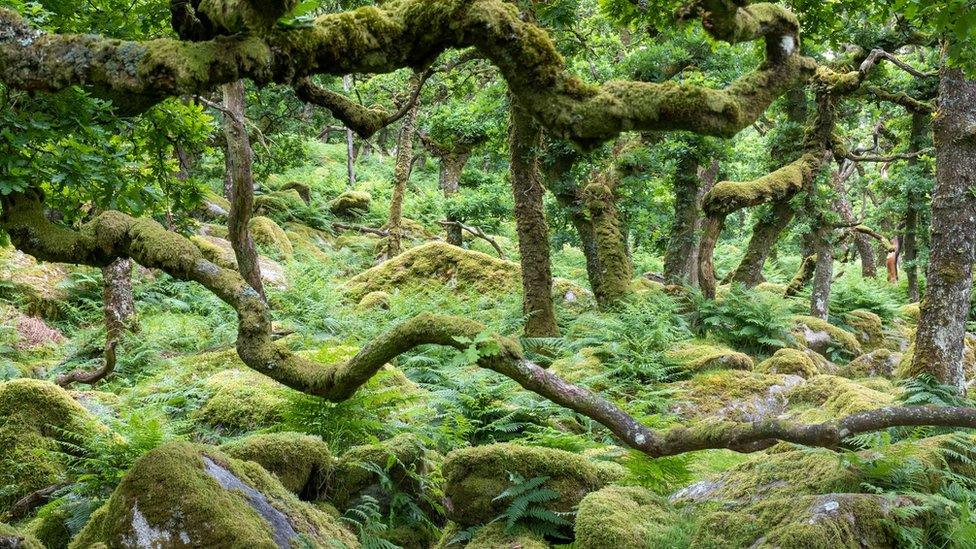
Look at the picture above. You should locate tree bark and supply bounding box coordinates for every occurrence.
[582,170,633,308]
[698,215,724,298]
[908,67,976,390]
[903,111,929,302]
[342,74,356,188]
[664,154,703,285]
[810,221,834,319]
[385,100,419,259]
[730,199,795,287]
[509,97,558,336]
[221,80,265,299]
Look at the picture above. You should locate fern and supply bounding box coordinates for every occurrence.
[490,472,574,539]
[341,496,403,549]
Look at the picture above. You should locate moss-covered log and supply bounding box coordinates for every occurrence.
[0,0,813,146]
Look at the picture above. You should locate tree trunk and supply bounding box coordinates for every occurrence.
[56,258,135,386]
[698,215,724,298]
[221,80,265,299]
[385,100,419,259]
[440,152,470,246]
[903,111,929,302]
[664,154,701,285]
[908,67,976,390]
[343,75,356,188]
[730,199,795,287]
[509,97,558,337]
[582,170,633,308]
[810,222,834,319]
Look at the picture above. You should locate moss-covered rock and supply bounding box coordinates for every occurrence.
[328,190,372,217]
[837,349,901,378]
[25,504,73,549]
[0,523,44,549]
[899,303,921,325]
[327,434,440,514]
[754,348,818,377]
[249,215,294,258]
[792,315,862,359]
[786,374,897,421]
[0,247,72,320]
[190,234,288,288]
[665,341,754,373]
[575,485,689,549]
[255,188,307,218]
[670,370,803,422]
[69,441,358,548]
[192,368,291,433]
[467,523,548,548]
[843,309,885,351]
[0,379,98,513]
[356,290,390,311]
[221,432,333,497]
[690,493,913,548]
[442,443,621,527]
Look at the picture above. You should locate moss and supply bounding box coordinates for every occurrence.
[754,348,818,377]
[670,370,799,422]
[665,341,754,373]
[328,190,372,217]
[792,315,862,358]
[70,441,357,548]
[466,523,548,548]
[327,434,440,513]
[25,504,72,549]
[703,154,820,217]
[0,379,98,512]
[442,443,621,527]
[690,493,908,548]
[549,347,607,390]
[254,189,307,218]
[356,290,390,311]
[192,368,291,432]
[899,303,921,325]
[786,375,896,421]
[0,523,44,549]
[221,432,333,496]
[843,309,885,351]
[837,349,901,378]
[249,215,294,258]
[575,485,693,548]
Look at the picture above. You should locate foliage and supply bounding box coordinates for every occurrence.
[490,473,574,539]
[690,285,795,356]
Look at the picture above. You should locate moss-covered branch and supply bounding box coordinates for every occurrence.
[0,0,814,145]
[701,153,821,217]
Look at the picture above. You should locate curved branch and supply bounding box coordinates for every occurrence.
[0,0,815,145]
[5,190,976,457]
[702,153,821,217]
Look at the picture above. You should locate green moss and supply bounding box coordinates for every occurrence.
[690,493,906,548]
[670,370,797,421]
[786,375,896,421]
[328,190,372,217]
[70,441,357,548]
[0,379,98,512]
[754,348,817,377]
[249,215,294,258]
[792,315,862,358]
[575,485,695,548]
[466,523,548,548]
[843,309,885,351]
[254,189,307,218]
[837,349,900,378]
[665,341,754,373]
[25,504,72,549]
[899,303,921,325]
[221,432,333,496]
[0,523,44,549]
[356,290,390,311]
[703,154,820,217]
[192,368,292,432]
[550,347,607,390]
[442,443,621,527]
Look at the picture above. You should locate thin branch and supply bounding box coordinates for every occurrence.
[331,221,389,237]
[438,220,506,258]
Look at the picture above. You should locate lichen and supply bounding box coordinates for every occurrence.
[665,341,754,373]
[221,432,333,496]
[441,443,621,527]
[754,348,818,377]
[69,441,357,548]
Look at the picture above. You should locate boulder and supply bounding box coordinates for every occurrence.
[792,315,862,359]
[669,370,804,423]
[575,485,685,549]
[754,348,818,378]
[70,441,357,548]
[191,234,288,288]
[441,443,622,528]
[254,188,308,218]
[665,341,754,373]
[356,290,390,311]
[838,349,902,378]
[221,432,333,497]
[843,309,885,351]
[249,216,294,258]
[786,375,897,422]
[192,369,291,433]
[328,190,372,217]
[0,523,43,549]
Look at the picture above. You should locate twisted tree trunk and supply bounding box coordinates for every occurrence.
[903,111,929,302]
[729,199,794,287]
[385,99,419,259]
[509,97,558,337]
[907,67,976,390]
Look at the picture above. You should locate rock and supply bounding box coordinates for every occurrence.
[899,303,921,325]
[345,241,588,304]
[754,348,818,378]
[843,309,885,351]
[669,370,804,422]
[838,349,902,378]
[467,523,548,548]
[792,315,862,359]
[0,523,43,549]
[575,485,684,548]
[328,190,372,217]
[191,234,288,288]
[327,434,440,515]
[192,369,291,433]
[0,247,72,319]
[221,432,333,497]
[0,379,98,513]
[356,290,390,311]
[249,216,294,258]
[442,443,621,528]
[0,304,63,350]
[690,493,917,548]
[665,341,754,373]
[786,375,897,422]
[254,188,308,218]
[70,441,357,548]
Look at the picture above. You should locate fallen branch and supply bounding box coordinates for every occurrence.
[437,220,506,258]
[331,221,389,237]
[3,483,65,521]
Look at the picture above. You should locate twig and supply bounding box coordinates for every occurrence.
[438,220,506,258]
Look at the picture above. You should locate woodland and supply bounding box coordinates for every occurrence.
[0,0,975,546]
